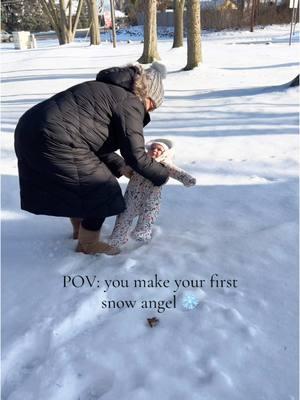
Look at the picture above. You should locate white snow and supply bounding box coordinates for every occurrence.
[1,25,299,400]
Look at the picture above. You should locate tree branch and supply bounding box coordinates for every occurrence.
[59,0,69,30]
[40,0,59,31]
[72,0,84,36]
[47,0,61,29]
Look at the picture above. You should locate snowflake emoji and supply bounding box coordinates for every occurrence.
[182,294,200,310]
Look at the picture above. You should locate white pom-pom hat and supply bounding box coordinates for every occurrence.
[145,61,167,109]
[150,61,167,79]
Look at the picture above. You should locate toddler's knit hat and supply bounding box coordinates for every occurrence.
[145,61,167,109]
[146,138,173,152]
[146,138,174,163]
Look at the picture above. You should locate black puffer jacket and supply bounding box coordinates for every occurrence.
[14,66,169,218]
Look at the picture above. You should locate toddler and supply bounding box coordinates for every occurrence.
[109,139,196,248]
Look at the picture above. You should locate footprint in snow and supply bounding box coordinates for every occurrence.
[195,357,233,387]
[51,291,109,347]
[249,175,274,183]
[57,254,92,274]
[197,367,215,385]
[151,225,163,238]
[240,325,258,338]
[222,307,244,323]
[220,287,244,298]
[121,226,162,253]
[218,305,258,340]
[122,258,137,270]
[2,322,52,397]
[124,239,147,253]
[77,368,115,400]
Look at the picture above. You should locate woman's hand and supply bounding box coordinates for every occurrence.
[119,165,133,179]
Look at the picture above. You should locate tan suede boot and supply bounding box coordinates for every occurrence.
[70,217,82,240]
[76,225,120,255]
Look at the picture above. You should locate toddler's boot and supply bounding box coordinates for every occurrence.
[76,225,120,255]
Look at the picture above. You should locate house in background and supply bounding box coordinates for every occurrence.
[138,1,239,27]
[202,0,238,9]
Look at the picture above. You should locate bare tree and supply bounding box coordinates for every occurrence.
[138,0,160,63]
[115,0,126,9]
[110,0,117,47]
[40,0,84,45]
[87,0,100,44]
[237,0,245,25]
[184,0,202,70]
[250,0,259,32]
[172,0,185,48]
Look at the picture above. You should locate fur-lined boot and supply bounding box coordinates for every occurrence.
[76,225,120,255]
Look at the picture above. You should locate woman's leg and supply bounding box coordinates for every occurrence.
[81,217,105,231]
[70,217,102,240]
[70,217,82,239]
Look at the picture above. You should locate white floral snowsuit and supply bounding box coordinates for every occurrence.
[109,151,196,247]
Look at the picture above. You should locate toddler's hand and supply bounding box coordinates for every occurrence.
[120,165,133,179]
[184,177,196,187]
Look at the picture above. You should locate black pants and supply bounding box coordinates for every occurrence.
[81,217,105,231]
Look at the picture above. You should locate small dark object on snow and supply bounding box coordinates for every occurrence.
[147,317,159,328]
[289,75,299,88]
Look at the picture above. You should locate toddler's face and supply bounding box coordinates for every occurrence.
[148,144,165,159]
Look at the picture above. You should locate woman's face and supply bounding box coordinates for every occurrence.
[149,144,165,159]
[145,98,156,112]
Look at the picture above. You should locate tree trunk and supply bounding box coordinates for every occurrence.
[71,0,84,41]
[41,0,84,45]
[138,0,160,64]
[87,0,101,45]
[41,0,60,35]
[68,0,72,33]
[59,0,72,43]
[250,0,258,32]
[184,0,202,70]
[172,0,185,48]
[238,0,245,21]
[239,0,245,12]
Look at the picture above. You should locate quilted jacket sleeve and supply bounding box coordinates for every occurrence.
[97,152,126,178]
[112,98,169,186]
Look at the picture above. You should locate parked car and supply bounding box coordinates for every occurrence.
[1,31,13,43]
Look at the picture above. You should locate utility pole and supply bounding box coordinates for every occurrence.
[289,0,298,45]
[110,0,117,48]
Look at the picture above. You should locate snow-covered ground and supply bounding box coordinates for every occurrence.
[1,25,299,400]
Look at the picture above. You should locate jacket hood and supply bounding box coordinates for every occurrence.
[96,65,141,92]
[96,65,151,127]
